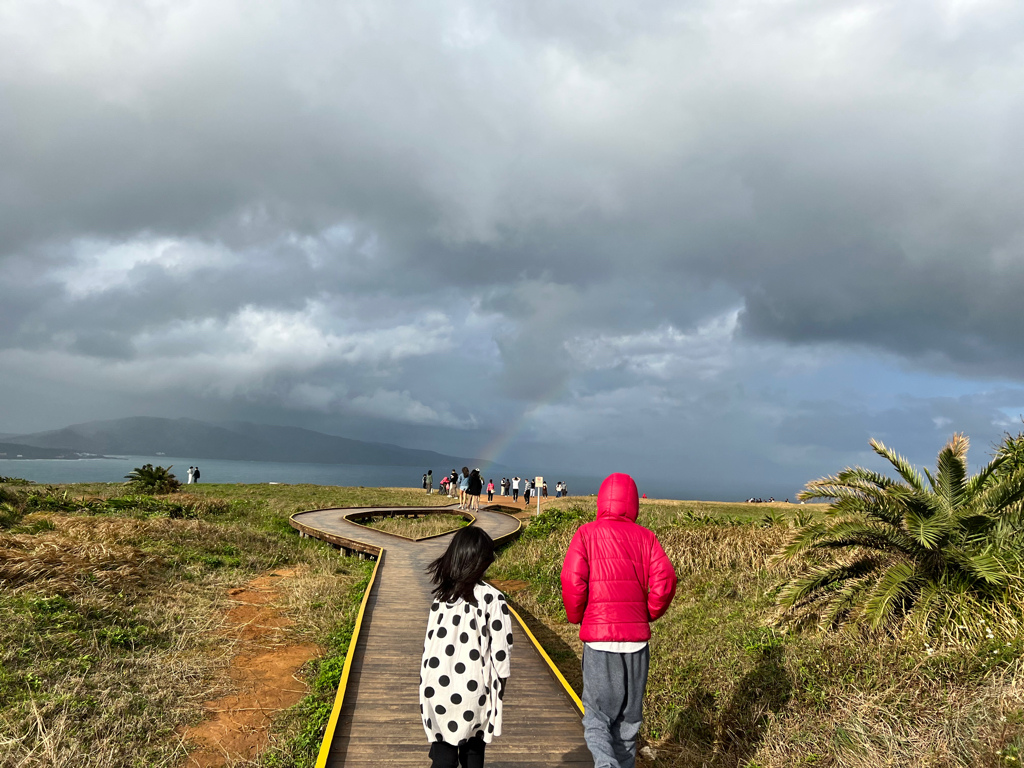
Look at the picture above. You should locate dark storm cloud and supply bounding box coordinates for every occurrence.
[4,0,1024,491]
[5,0,1023,380]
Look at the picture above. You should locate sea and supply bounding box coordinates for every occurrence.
[0,455,604,496]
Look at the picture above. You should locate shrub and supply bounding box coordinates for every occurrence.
[522,502,592,540]
[776,433,1024,644]
[124,464,181,495]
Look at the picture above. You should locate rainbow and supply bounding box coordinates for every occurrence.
[478,380,571,467]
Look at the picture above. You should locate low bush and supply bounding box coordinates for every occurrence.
[778,433,1024,644]
[124,464,181,494]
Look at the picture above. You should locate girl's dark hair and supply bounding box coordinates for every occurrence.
[427,526,495,605]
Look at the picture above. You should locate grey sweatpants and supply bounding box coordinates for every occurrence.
[581,645,650,768]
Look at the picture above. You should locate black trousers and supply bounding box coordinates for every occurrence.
[429,736,486,768]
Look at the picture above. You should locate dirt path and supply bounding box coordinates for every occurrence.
[180,568,318,767]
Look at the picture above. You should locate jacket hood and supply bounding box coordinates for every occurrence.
[596,473,639,522]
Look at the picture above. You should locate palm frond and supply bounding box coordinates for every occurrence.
[901,507,949,550]
[935,433,969,512]
[776,555,884,610]
[776,522,830,561]
[863,561,919,630]
[964,453,1008,499]
[870,439,926,491]
[806,520,917,557]
[819,575,874,629]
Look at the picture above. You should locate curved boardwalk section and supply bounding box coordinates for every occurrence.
[293,506,589,767]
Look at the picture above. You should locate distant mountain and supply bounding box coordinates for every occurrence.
[0,441,98,460]
[9,417,486,469]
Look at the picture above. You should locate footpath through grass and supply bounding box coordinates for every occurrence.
[491,497,1024,768]
[0,481,438,768]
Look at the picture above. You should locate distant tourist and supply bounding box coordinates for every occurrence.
[555,481,562,498]
[423,473,429,491]
[193,466,200,483]
[427,470,433,494]
[465,468,483,511]
[459,466,470,508]
[187,467,195,484]
[449,469,458,498]
[560,473,677,768]
[511,476,520,502]
[561,482,567,498]
[487,478,494,502]
[524,479,532,506]
[440,476,449,495]
[542,482,548,498]
[421,527,513,768]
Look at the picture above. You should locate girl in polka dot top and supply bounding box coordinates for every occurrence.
[420,526,514,768]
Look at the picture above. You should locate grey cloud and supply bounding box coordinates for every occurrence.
[5,0,1024,496]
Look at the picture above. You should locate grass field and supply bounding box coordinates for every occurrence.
[0,481,440,768]
[491,497,1024,767]
[6,480,1022,767]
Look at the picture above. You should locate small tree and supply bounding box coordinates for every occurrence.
[125,464,181,495]
[776,433,1024,644]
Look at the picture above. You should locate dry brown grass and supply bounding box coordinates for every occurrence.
[358,512,468,539]
[0,495,370,768]
[0,515,161,594]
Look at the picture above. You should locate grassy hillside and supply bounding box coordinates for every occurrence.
[490,497,1024,767]
[0,481,442,768]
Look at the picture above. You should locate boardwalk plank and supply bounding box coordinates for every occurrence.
[292,506,588,767]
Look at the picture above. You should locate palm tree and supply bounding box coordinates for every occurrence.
[776,433,1024,643]
[124,464,181,495]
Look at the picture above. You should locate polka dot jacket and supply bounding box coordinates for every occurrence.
[419,582,514,745]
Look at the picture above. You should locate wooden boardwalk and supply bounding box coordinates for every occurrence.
[293,505,590,767]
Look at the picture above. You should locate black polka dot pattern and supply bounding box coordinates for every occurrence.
[420,583,513,745]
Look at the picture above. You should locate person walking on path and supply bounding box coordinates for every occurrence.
[466,468,483,512]
[511,476,520,502]
[560,472,677,768]
[524,480,531,506]
[420,526,514,768]
[486,479,494,502]
[459,466,471,509]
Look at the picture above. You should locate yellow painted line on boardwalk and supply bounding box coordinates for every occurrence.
[314,550,383,768]
[506,603,584,718]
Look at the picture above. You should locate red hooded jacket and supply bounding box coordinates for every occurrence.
[560,473,677,642]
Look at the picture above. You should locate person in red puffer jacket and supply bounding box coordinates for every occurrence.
[560,473,677,768]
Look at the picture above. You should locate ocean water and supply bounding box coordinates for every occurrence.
[0,455,604,495]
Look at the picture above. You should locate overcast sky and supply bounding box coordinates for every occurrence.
[3,0,1024,498]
